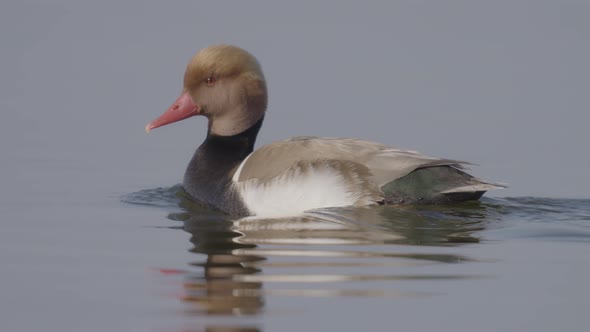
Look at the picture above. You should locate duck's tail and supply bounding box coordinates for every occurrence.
[381,165,506,204]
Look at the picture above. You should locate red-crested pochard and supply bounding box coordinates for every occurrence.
[146,45,503,217]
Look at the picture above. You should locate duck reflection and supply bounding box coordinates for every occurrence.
[172,199,265,316]
[230,200,497,247]
[160,188,502,321]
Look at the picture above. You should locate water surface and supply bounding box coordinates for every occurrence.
[2,163,589,331]
[118,186,590,331]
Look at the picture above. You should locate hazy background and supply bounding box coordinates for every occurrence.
[2,0,589,200]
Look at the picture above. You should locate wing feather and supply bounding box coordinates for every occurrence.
[235,137,469,186]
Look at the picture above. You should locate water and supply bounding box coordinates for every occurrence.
[117,187,589,331]
[3,168,590,331]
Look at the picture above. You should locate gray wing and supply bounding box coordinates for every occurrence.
[235,136,470,186]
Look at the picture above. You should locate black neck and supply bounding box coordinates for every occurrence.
[183,116,264,215]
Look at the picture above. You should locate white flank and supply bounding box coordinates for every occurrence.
[233,165,361,218]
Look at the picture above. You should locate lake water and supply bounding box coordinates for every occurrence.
[3,165,589,331]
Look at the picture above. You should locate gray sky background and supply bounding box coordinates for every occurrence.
[1,0,589,199]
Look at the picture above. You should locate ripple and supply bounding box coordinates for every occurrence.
[232,248,471,263]
[120,184,184,208]
[487,197,590,241]
[233,273,482,283]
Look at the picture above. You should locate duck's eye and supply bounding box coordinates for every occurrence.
[206,76,216,86]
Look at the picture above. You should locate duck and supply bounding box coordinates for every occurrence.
[146,44,504,217]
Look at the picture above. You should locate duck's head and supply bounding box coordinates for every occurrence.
[146,45,268,136]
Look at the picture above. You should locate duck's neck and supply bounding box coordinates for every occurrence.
[183,116,264,215]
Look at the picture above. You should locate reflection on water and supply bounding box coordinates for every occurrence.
[122,187,590,331]
[183,222,264,316]
[175,208,479,316]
